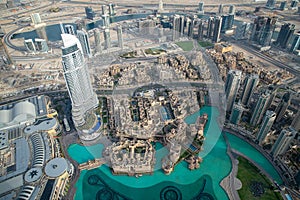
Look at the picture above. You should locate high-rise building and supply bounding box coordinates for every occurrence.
[197,19,204,40]
[35,38,49,52]
[180,15,185,36]
[85,7,95,20]
[207,16,215,39]
[212,16,222,43]
[101,5,107,15]
[240,74,259,106]
[234,22,251,40]
[290,0,299,9]
[229,5,235,15]
[271,127,296,157]
[102,14,110,28]
[256,110,276,145]
[117,25,123,49]
[172,15,181,40]
[266,0,276,8]
[275,23,295,49]
[218,4,224,14]
[225,70,242,112]
[221,14,234,33]
[290,33,300,53]
[108,3,115,16]
[250,90,271,126]
[158,0,164,13]
[36,27,48,41]
[61,34,98,127]
[104,28,111,49]
[198,2,204,14]
[275,92,290,122]
[291,111,300,131]
[280,1,288,10]
[186,17,193,38]
[65,25,75,35]
[77,29,91,58]
[30,13,42,25]
[230,102,244,124]
[24,39,36,52]
[93,28,102,54]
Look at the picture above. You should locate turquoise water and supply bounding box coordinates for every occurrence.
[67,106,283,200]
[225,133,283,184]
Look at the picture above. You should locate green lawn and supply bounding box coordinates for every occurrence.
[198,40,213,47]
[237,157,283,200]
[175,41,194,51]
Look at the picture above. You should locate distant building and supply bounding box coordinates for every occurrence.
[290,0,299,9]
[250,90,272,126]
[102,5,107,15]
[229,5,235,15]
[275,23,295,49]
[30,13,42,25]
[24,39,36,52]
[93,28,102,54]
[197,19,205,40]
[280,1,288,10]
[256,110,276,145]
[198,2,204,14]
[212,16,222,43]
[225,70,242,112]
[85,7,95,20]
[65,24,75,35]
[158,0,164,13]
[102,14,110,28]
[271,127,296,157]
[290,33,300,54]
[35,38,49,52]
[61,34,98,127]
[104,28,111,49]
[221,14,234,33]
[218,4,224,14]
[240,74,259,106]
[291,111,300,131]
[266,0,276,8]
[230,102,244,124]
[172,15,181,40]
[234,22,251,40]
[108,3,115,16]
[275,92,290,122]
[77,29,91,58]
[117,25,123,49]
[207,16,215,39]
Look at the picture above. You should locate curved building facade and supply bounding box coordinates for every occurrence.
[61,34,98,127]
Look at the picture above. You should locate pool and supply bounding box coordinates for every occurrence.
[68,106,231,200]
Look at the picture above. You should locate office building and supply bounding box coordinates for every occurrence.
[35,38,49,52]
[266,0,276,8]
[221,14,234,32]
[290,0,298,9]
[218,4,224,14]
[158,0,164,13]
[275,23,295,49]
[230,102,244,124]
[30,13,42,25]
[65,25,75,35]
[240,74,259,106]
[93,28,102,54]
[77,29,91,58]
[212,16,222,43]
[197,19,204,40]
[275,92,290,122]
[24,39,36,52]
[102,14,110,28]
[104,28,111,49]
[186,17,193,37]
[207,17,215,39]
[61,34,98,127]
[172,15,181,40]
[102,5,107,15]
[235,22,251,40]
[280,1,287,10]
[85,7,95,20]
[198,2,204,14]
[250,90,271,126]
[256,110,276,145]
[291,111,300,131]
[117,25,123,49]
[290,33,300,53]
[108,3,115,16]
[180,15,185,36]
[271,127,296,157]
[225,70,242,112]
[229,5,235,15]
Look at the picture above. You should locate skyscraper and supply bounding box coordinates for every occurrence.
[271,127,296,157]
[65,25,75,35]
[218,4,224,14]
[93,28,102,54]
[275,92,290,122]
[101,5,107,15]
[250,90,271,126]
[230,102,244,124]
[30,13,42,25]
[291,111,300,131]
[24,39,36,52]
[85,7,95,20]
[280,1,288,10]
[77,29,91,58]
[104,28,111,49]
[290,33,300,53]
[240,74,259,106]
[198,2,204,14]
[206,17,215,39]
[234,22,251,40]
[108,3,115,16]
[61,34,98,127]
[117,25,123,49]
[35,38,49,52]
[102,14,110,28]
[256,110,276,145]
[225,70,242,112]
[229,5,235,15]
[158,0,164,13]
[197,19,204,40]
[266,0,276,8]
[212,16,222,43]
[172,15,181,40]
[275,23,295,49]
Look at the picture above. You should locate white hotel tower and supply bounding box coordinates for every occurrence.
[61,34,98,127]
